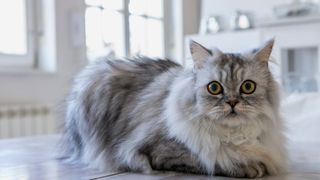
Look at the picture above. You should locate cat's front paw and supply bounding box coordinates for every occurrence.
[240,162,267,178]
[215,161,268,178]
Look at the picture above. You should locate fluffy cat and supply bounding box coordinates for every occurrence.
[62,40,287,178]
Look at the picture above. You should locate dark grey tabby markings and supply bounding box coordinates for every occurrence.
[61,57,205,174]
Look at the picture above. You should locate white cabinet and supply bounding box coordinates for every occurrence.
[261,22,320,92]
[185,29,262,67]
[185,20,320,93]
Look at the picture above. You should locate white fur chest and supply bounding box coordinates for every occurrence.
[214,121,262,146]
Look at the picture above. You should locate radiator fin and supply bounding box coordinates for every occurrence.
[0,104,57,139]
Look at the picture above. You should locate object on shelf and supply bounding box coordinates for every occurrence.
[231,10,253,30]
[273,0,319,18]
[199,15,221,34]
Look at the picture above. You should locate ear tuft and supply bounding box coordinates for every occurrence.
[190,40,212,68]
[254,39,275,63]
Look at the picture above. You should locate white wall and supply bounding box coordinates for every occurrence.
[171,0,201,64]
[0,0,87,105]
[201,0,291,30]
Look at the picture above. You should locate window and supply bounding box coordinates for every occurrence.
[85,0,165,60]
[0,0,37,68]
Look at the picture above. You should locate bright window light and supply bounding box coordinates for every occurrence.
[0,0,27,55]
[85,0,164,60]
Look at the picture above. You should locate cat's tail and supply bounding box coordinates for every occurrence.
[56,94,84,165]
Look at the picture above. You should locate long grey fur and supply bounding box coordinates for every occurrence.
[62,57,205,173]
[62,41,287,178]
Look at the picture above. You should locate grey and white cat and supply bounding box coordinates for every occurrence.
[62,40,287,178]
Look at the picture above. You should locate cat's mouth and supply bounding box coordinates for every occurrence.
[217,109,246,127]
[210,106,247,121]
[226,106,248,118]
[227,109,238,117]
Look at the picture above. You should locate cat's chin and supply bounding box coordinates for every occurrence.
[205,107,255,127]
[221,118,244,128]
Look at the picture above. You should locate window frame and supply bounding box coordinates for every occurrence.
[85,0,169,58]
[0,0,38,68]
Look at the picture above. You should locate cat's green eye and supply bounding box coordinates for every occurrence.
[241,80,256,94]
[207,81,223,95]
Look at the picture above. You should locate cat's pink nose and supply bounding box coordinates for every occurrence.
[227,100,239,108]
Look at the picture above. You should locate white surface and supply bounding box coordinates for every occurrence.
[282,93,320,143]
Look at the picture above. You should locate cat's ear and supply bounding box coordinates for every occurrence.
[190,40,213,68]
[253,39,274,63]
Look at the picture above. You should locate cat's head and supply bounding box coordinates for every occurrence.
[190,40,277,127]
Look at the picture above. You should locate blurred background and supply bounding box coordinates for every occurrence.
[0,0,319,142]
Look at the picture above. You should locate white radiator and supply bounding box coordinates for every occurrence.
[0,104,57,139]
